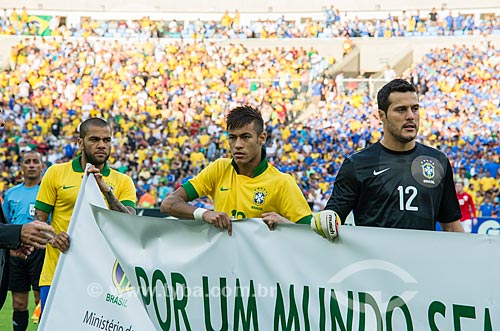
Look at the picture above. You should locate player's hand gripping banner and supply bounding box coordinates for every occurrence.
[39,173,155,330]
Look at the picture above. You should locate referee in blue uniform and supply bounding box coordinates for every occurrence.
[3,151,46,329]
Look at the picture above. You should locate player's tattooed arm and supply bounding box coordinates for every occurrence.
[160,187,198,219]
[34,209,50,223]
[166,200,182,213]
[104,190,136,215]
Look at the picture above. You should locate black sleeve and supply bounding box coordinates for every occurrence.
[0,249,9,310]
[437,158,462,224]
[0,204,21,250]
[0,223,22,249]
[325,157,360,223]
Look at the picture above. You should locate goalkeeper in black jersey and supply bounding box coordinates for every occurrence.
[312,79,463,239]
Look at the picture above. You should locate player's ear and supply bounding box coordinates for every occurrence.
[258,131,267,146]
[378,109,386,123]
[77,137,84,150]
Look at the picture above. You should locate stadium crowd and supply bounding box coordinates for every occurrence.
[0,35,500,215]
[1,7,499,39]
[0,25,499,218]
[0,37,330,208]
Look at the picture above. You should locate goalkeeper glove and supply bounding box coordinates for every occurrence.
[311,210,340,241]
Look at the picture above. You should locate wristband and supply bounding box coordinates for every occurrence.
[193,208,208,222]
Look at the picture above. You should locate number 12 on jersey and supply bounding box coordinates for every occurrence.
[397,185,418,211]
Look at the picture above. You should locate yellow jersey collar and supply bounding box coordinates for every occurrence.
[231,148,268,177]
[72,155,111,176]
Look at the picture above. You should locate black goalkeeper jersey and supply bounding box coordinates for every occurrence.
[326,142,461,230]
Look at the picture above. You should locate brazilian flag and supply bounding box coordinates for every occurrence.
[28,15,52,36]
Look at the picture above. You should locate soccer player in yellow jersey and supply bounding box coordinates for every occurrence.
[34,118,137,314]
[160,105,313,235]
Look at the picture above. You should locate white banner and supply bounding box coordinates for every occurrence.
[39,174,155,330]
[92,204,500,331]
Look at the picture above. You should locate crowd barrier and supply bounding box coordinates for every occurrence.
[435,217,500,234]
[472,217,500,235]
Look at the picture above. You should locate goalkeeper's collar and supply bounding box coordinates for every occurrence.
[231,147,268,177]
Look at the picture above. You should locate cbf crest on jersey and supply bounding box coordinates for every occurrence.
[253,187,268,205]
[411,156,443,188]
[421,159,435,181]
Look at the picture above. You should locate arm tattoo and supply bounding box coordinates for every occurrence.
[104,190,134,214]
[34,209,50,223]
[168,200,182,213]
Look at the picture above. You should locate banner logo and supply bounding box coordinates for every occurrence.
[112,260,133,294]
[328,259,418,311]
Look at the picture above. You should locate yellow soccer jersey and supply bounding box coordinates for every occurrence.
[36,156,136,286]
[183,158,312,223]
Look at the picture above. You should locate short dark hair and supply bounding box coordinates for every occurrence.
[226,105,264,135]
[79,118,110,138]
[377,79,418,113]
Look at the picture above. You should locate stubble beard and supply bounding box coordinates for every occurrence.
[84,149,109,167]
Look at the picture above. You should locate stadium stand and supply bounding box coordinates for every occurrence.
[1,6,499,39]
[0,4,499,217]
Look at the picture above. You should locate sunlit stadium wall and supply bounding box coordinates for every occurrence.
[1,3,498,27]
[2,0,499,13]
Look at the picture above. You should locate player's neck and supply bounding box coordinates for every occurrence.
[238,164,257,177]
[237,158,261,178]
[380,138,416,152]
[24,179,40,188]
[80,157,105,171]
